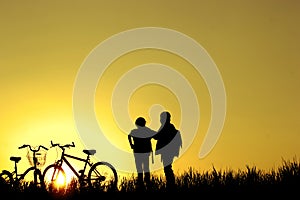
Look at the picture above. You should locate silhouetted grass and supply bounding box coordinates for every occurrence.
[1,158,299,199]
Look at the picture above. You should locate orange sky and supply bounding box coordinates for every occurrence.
[0,0,299,179]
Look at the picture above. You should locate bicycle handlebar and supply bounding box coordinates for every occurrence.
[50,140,75,149]
[18,144,49,152]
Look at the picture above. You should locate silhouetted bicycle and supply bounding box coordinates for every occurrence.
[0,144,48,191]
[42,141,118,192]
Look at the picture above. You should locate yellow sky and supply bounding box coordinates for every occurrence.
[1,0,300,179]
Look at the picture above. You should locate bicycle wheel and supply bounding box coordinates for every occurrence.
[88,161,118,192]
[43,164,66,192]
[0,170,13,191]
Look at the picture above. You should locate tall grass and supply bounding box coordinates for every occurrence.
[1,158,299,198]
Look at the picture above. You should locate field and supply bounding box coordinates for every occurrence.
[1,158,299,199]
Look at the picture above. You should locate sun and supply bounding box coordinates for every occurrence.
[43,163,77,190]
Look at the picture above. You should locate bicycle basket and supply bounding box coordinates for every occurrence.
[26,148,47,168]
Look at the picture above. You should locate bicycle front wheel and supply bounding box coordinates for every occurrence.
[43,164,66,192]
[20,167,45,190]
[88,161,118,192]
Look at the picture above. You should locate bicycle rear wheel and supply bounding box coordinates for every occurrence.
[43,164,66,192]
[0,170,13,191]
[88,161,118,192]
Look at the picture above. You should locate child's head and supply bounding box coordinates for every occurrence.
[135,117,146,127]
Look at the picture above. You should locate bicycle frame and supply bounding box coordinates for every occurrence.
[56,152,93,180]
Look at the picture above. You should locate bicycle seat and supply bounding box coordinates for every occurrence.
[83,149,96,155]
[10,156,21,163]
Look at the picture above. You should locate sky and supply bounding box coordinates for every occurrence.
[0,0,299,180]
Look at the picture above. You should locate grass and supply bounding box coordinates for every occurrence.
[1,158,299,199]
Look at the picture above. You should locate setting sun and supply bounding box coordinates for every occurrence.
[43,163,76,190]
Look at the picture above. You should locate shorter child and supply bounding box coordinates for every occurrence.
[128,117,156,189]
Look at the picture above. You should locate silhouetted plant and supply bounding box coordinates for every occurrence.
[1,158,299,198]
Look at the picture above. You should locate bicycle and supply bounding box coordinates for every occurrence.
[42,141,118,192]
[0,144,48,191]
